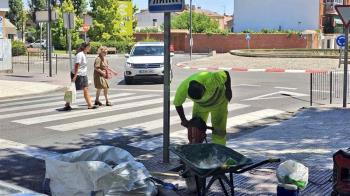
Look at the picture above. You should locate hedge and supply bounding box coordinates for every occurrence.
[12,40,26,56]
[88,40,135,54]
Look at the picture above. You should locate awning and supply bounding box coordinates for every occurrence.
[335,18,343,25]
[3,18,17,35]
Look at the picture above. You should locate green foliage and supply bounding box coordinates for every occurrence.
[12,40,26,56]
[25,27,37,43]
[89,42,103,54]
[88,37,135,54]
[7,0,27,35]
[136,27,160,33]
[141,37,160,42]
[51,0,84,50]
[89,0,123,41]
[171,12,220,33]
[132,5,138,30]
[242,29,254,33]
[55,0,88,15]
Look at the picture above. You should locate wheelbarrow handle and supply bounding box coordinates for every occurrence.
[235,158,281,174]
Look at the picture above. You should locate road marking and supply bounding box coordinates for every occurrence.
[226,109,284,128]
[248,69,265,72]
[113,88,177,93]
[244,91,309,101]
[0,138,59,160]
[0,93,134,113]
[274,87,298,90]
[0,94,154,120]
[47,101,191,132]
[128,104,251,151]
[13,94,160,125]
[87,103,249,141]
[232,84,261,87]
[0,92,62,104]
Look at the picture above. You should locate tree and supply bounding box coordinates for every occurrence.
[51,0,83,50]
[89,0,124,41]
[7,0,27,41]
[55,0,87,15]
[171,12,220,33]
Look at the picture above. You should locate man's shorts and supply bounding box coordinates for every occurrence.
[71,72,89,90]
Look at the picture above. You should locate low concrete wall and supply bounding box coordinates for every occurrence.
[134,33,317,53]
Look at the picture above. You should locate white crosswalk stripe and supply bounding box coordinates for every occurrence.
[0,92,62,104]
[84,103,249,141]
[0,93,134,113]
[13,94,161,125]
[47,101,192,132]
[128,109,285,151]
[0,94,155,120]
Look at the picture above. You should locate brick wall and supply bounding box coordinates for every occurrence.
[135,33,315,53]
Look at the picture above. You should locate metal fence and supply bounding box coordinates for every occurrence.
[12,50,59,75]
[310,70,348,106]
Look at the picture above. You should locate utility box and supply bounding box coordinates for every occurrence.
[0,39,12,73]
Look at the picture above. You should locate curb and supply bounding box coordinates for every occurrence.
[176,63,329,74]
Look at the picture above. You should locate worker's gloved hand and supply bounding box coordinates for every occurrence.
[188,126,206,144]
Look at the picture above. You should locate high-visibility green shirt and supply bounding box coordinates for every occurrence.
[174,71,227,108]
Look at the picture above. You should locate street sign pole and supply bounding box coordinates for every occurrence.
[163,12,171,163]
[48,0,52,77]
[344,27,349,108]
[190,0,193,61]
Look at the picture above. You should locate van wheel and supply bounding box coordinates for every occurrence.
[124,76,134,85]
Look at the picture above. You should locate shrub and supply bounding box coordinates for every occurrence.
[12,40,26,56]
[102,39,136,54]
[89,42,103,54]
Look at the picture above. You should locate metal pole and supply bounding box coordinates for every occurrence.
[310,73,313,106]
[42,52,45,73]
[56,53,58,75]
[68,29,73,76]
[343,26,349,108]
[163,12,171,163]
[84,32,87,42]
[40,23,43,53]
[27,52,30,72]
[330,71,333,104]
[48,0,52,77]
[189,0,193,61]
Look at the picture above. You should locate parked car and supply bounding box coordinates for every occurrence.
[124,42,174,84]
[28,40,46,49]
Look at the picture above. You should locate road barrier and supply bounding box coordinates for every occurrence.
[310,70,347,106]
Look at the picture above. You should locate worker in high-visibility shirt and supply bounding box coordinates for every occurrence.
[174,71,232,145]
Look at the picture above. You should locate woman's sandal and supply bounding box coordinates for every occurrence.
[88,105,99,109]
[94,100,103,106]
[106,101,112,106]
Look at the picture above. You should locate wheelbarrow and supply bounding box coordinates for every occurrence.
[170,143,280,196]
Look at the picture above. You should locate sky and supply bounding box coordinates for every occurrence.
[23,0,234,15]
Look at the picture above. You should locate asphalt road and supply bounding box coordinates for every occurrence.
[0,54,313,192]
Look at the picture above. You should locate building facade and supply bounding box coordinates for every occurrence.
[321,0,350,33]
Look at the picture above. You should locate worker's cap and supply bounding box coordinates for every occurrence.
[188,80,205,100]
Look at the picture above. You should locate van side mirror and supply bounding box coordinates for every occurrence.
[125,54,130,58]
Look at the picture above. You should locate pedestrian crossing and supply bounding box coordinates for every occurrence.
[0,90,286,159]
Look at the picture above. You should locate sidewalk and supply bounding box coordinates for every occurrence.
[0,79,63,99]
[177,53,339,72]
[141,106,346,195]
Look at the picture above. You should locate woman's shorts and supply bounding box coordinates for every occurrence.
[71,73,89,90]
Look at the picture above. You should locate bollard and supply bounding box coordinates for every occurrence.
[27,52,30,72]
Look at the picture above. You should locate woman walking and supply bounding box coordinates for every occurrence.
[94,46,117,106]
[63,42,98,111]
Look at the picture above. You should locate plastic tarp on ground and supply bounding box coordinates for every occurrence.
[45,146,157,196]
